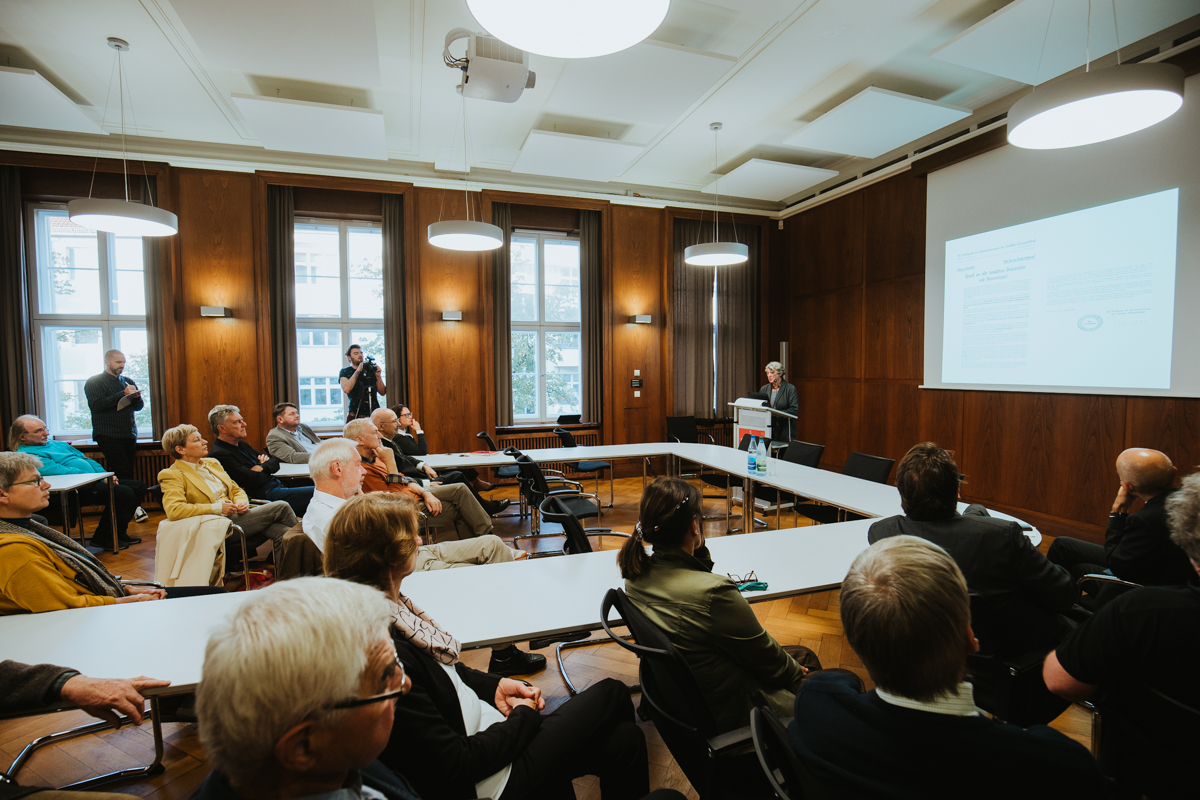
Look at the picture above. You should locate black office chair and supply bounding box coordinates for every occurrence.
[1093,679,1195,799]
[475,431,524,519]
[514,454,601,542]
[754,441,826,528]
[599,588,773,799]
[666,415,716,478]
[749,707,831,800]
[702,433,770,532]
[537,497,631,694]
[552,427,613,509]
[793,451,894,525]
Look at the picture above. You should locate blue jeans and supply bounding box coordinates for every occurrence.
[261,485,313,517]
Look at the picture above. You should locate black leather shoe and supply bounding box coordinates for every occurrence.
[118,533,143,545]
[487,645,547,677]
[485,498,512,516]
[88,537,128,550]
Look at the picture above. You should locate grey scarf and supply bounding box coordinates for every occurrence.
[0,518,126,598]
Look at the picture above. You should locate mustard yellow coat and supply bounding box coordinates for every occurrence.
[158,458,249,521]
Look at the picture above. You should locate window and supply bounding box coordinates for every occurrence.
[510,231,582,422]
[294,219,385,426]
[27,206,153,438]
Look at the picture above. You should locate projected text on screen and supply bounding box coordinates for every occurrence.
[941,189,1179,390]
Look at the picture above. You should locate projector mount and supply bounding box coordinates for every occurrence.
[444,28,536,104]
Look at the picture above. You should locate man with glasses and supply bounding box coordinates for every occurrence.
[9,414,146,548]
[191,577,421,800]
[208,404,313,518]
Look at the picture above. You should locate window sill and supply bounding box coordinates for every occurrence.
[497,422,598,435]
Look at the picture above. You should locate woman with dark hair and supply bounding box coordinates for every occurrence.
[389,402,491,492]
[323,492,653,800]
[618,477,822,733]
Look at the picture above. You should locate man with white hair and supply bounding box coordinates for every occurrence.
[191,577,420,800]
[1043,472,1200,798]
[789,536,1106,798]
[303,439,542,676]
[208,404,313,517]
[759,361,797,443]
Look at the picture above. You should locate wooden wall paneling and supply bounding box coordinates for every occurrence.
[1125,398,1200,478]
[862,171,925,283]
[863,275,923,380]
[795,191,864,295]
[608,205,666,451]
[411,187,489,452]
[174,170,265,435]
[918,388,964,456]
[292,186,383,219]
[796,380,861,469]
[858,381,920,473]
[509,204,579,232]
[794,286,863,380]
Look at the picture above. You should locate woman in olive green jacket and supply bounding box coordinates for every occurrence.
[618,478,820,733]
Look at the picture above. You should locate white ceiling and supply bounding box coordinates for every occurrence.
[0,0,1195,210]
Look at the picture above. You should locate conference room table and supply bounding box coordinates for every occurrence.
[45,471,119,555]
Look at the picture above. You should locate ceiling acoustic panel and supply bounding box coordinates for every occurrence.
[543,41,735,126]
[783,87,971,158]
[173,0,381,87]
[702,158,838,202]
[931,0,1198,86]
[0,67,105,134]
[512,130,644,182]
[232,94,387,160]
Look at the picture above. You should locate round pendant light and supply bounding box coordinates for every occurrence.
[428,220,504,251]
[1008,63,1184,150]
[466,0,670,59]
[67,197,179,237]
[684,242,748,267]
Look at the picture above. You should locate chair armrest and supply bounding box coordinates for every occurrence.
[249,499,270,506]
[706,725,754,757]
[703,433,716,444]
[120,579,166,589]
[1078,573,1142,589]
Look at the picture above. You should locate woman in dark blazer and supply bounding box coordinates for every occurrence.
[322,492,651,800]
[390,402,492,492]
[759,361,798,443]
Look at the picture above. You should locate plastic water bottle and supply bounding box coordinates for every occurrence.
[747,436,757,473]
[757,438,767,475]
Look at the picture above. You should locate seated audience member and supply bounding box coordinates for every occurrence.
[1043,472,1200,799]
[791,536,1108,799]
[390,403,491,492]
[2,659,169,800]
[343,418,493,542]
[0,452,222,614]
[158,425,297,549]
[303,438,542,676]
[619,477,820,733]
[264,402,322,464]
[1048,448,1191,606]
[371,408,509,516]
[191,577,421,800]
[322,493,651,800]
[207,405,313,517]
[868,442,1074,658]
[10,414,146,548]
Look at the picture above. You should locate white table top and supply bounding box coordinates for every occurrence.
[45,472,113,492]
[275,462,310,478]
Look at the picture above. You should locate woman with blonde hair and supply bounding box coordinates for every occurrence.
[323,492,652,800]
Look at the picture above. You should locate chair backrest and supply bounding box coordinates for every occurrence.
[750,707,831,800]
[552,427,577,448]
[556,414,582,425]
[515,454,552,504]
[841,452,894,483]
[277,522,324,581]
[738,433,771,452]
[539,496,593,555]
[666,416,698,444]
[783,441,824,469]
[476,431,500,450]
[1099,679,1196,799]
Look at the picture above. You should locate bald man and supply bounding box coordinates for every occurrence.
[84,349,144,483]
[1048,448,1192,606]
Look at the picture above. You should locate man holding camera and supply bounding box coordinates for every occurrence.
[340,344,387,422]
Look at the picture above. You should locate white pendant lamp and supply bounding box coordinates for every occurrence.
[1008,63,1184,149]
[68,38,178,237]
[428,84,503,252]
[466,0,670,59]
[684,123,747,267]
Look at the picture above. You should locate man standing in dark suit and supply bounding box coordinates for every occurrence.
[1047,448,1190,605]
[868,442,1074,658]
[759,361,797,443]
[207,404,313,517]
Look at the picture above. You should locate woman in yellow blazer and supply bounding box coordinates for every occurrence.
[159,425,296,544]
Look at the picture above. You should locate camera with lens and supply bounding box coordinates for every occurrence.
[362,355,377,377]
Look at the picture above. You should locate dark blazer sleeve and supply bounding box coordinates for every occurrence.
[1105,508,1172,585]
[398,433,429,457]
[0,661,77,712]
[779,381,799,417]
[1004,523,1075,613]
[385,638,542,800]
[210,442,272,491]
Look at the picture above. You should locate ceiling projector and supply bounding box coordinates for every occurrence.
[444,28,536,103]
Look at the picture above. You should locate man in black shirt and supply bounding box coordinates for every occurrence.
[84,349,148,524]
[340,344,386,422]
[1043,473,1200,799]
[207,405,313,517]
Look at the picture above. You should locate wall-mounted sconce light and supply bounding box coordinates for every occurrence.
[442,311,463,321]
[630,314,652,324]
[201,306,232,317]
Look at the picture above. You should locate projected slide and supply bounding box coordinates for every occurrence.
[941,189,1179,390]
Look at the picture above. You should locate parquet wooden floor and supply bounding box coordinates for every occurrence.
[1,475,1092,799]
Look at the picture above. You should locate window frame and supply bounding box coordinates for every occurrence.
[25,202,153,441]
[293,217,386,431]
[509,229,583,424]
